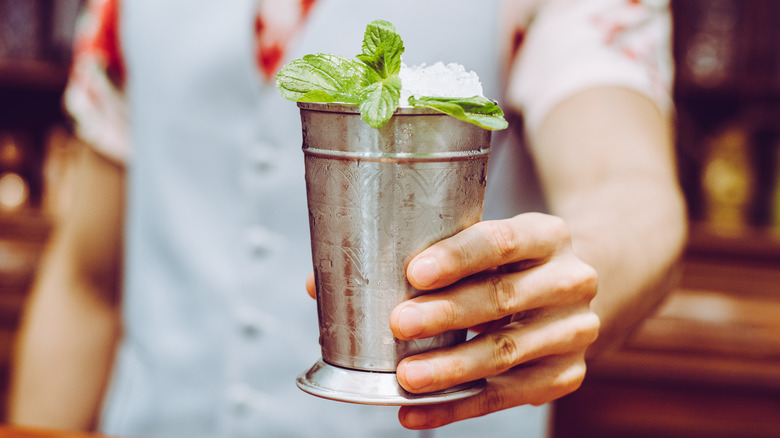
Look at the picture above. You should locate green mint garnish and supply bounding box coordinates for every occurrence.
[274,54,368,105]
[356,20,404,79]
[359,76,401,128]
[355,20,404,128]
[275,19,507,130]
[408,96,509,131]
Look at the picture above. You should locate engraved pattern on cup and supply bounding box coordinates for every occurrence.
[301,103,490,373]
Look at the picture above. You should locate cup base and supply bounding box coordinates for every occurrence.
[296,358,486,406]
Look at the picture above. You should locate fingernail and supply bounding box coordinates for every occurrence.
[410,256,440,287]
[403,360,435,390]
[398,305,424,338]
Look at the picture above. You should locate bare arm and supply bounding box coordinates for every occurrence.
[529,86,687,357]
[9,144,125,430]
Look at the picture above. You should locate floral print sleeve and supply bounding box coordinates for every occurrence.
[64,0,318,163]
[505,0,674,134]
[64,0,129,163]
[65,0,670,155]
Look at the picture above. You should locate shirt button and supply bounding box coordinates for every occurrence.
[236,306,273,339]
[246,226,277,258]
[227,385,252,416]
[233,399,249,417]
[250,143,275,172]
[240,322,261,338]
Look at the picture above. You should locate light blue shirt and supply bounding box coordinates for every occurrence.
[101,0,547,436]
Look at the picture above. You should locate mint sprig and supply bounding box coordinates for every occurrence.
[274,54,367,104]
[356,20,404,79]
[359,76,401,128]
[355,20,404,127]
[408,96,509,131]
[275,20,507,130]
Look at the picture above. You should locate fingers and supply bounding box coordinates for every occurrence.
[389,213,600,429]
[306,271,316,299]
[391,254,597,340]
[398,352,588,430]
[406,213,571,290]
[395,305,599,394]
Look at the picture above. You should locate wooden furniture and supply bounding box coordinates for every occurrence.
[552,225,780,438]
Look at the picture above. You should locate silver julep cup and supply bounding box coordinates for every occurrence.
[296,102,489,405]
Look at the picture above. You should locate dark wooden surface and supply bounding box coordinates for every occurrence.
[552,224,780,438]
[549,3,780,436]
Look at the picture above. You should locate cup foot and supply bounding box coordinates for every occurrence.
[296,358,486,406]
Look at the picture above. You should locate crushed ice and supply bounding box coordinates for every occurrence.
[399,62,484,106]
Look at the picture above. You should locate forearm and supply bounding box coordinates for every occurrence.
[530,87,687,357]
[555,173,686,356]
[9,145,125,430]
[10,251,121,430]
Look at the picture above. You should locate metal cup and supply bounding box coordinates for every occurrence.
[296,102,489,405]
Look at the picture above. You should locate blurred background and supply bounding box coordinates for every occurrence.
[0,0,83,423]
[0,1,778,437]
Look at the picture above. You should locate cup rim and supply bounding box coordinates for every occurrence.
[297,102,444,115]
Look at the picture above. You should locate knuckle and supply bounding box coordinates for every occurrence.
[479,385,508,415]
[559,261,599,302]
[482,220,519,260]
[585,312,601,345]
[585,311,601,334]
[578,263,599,299]
[436,299,461,331]
[487,275,518,317]
[421,403,457,428]
[543,214,571,246]
[441,355,468,384]
[571,311,601,348]
[491,332,522,371]
[450,236,478,270]
[436,405,457,426]
[559,359,587,394]
[531,358,587,406]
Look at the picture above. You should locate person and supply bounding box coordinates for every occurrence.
[9,0,686,437]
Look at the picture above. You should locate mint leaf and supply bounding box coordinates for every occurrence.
[408,96,509,130]
[355,20,404,127]
[356,20,404,79]
[275,54,367,104]
[275,19,508,131]
[359,75,401,128]
[275,21,404,127]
